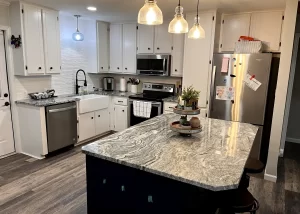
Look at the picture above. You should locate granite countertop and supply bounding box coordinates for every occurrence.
[82,113,258,191]
[15,91,135,107]
[163,96,179,103]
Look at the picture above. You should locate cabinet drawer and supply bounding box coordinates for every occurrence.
[164,102,177,113]
[114,97,128,106]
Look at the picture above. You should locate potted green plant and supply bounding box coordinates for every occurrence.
[181,86,200,110]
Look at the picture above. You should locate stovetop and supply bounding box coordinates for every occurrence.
[129,93,172,102]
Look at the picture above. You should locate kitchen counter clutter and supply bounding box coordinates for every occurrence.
[82,113,258,191]
[15,91,135,107]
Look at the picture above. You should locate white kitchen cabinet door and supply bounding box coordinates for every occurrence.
[42,9,61,74]
[220,14,251,52]
[114,105,128,132]
[22,3,45,74]
[123,23,137,74]
[97,21,110,72]
[154,22,173,54]
[171,34,185,77]
[137,24,154,54]
[95,109,110,135]
[183,12,215,108]
[110,24,123,73]
[250,11,284,52]
[79,112,96,142]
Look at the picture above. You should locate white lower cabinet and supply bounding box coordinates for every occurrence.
[95,109,110,135]
[114,105,128,132]
[79,112,96,142]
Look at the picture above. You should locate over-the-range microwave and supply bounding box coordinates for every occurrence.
[136,54,171,76]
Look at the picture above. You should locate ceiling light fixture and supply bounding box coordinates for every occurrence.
[72,15,84,41]
[87,6,97,11]
[168,0,188,34]
[138,0,163,25]
[188,0,205,39]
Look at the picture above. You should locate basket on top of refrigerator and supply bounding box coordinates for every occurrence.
[234,36,263,53]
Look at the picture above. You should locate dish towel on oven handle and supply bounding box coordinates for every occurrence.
[133,101,152,118]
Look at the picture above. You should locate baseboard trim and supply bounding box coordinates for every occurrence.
[21,152,45,160]
[286,137,300,144]
[264,173,277,183]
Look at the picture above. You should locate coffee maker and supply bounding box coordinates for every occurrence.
[103,77,115,91]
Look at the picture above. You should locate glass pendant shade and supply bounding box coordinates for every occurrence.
[188,16,205,39]
[73,15,84,41]
[168,6,188,34]
[138,0,163,25]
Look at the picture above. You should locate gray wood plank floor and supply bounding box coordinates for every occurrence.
[0,141,299,214]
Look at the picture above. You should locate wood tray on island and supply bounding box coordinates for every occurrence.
[170,121,202,135]
[173,107,201,115]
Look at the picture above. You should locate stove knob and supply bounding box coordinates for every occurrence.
[164,87,168,90]
[168,87,172,91]
[148,85,151,88]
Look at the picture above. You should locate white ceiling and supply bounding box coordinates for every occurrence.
[10,0,286,22]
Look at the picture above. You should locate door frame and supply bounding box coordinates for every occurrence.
[0,25,19,156]
[279,33,300,157]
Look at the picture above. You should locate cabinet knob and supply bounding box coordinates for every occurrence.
[38,67,42,70]
[4,93,8,98]
[121,185,125,192]
[122,110,124,112]
[175,69,178,72]
[117,67,120,69]
[148,48,151,50]
[3,102,10,106]
[98,115,100,117]
[101,67,103,69]
[148,195,153,203]
[50,67,53,70]
[91,117,94,119]
[157,47,160,50]
[125,68,127,70]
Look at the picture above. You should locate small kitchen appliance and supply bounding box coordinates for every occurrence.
[103,77,115,91]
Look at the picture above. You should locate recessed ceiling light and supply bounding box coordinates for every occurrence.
[87,6,97,11]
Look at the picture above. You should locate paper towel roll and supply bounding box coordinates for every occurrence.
[120,77,127,92]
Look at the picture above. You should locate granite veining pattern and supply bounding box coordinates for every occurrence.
[82,113,258,191]
[15,91,135,107]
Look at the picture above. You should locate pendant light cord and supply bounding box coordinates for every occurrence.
[196,0,199,23]
[76,16,79,31]
[178,0,181,6]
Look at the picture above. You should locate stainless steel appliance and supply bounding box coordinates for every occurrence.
[45,102,78,153]
[129,83,175,126]
[137,55,171,76]
[103,77,115,91]
[209,53,273,160]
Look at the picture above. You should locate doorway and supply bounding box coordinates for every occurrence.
[0,30,15,157]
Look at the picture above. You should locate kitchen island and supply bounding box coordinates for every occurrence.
[82,113,258,213]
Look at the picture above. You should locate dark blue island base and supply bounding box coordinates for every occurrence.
[86,155,237,214]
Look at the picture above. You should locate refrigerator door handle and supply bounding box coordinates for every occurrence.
[209,65,217,115]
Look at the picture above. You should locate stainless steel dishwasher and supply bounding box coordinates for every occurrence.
[45,102,77,153]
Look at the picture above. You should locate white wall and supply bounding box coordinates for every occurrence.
[13,13,100,101]
[0,4,9,26]
[265,0,298,182]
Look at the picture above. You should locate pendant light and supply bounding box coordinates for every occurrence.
[72,15,84,41]
[138,0,163,25]
[188,0,205,39]
[168,0,188,34]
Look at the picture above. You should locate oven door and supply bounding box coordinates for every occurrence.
[129,100,162,126]
[136,55,171,76]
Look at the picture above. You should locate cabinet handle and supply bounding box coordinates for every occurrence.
[157,47,160,50]
[117,67,120,69]
[91,117,94,119]
[101,67,103,69]
[169,107,173,109]
[98,115,100,117]
[122,110,125,112]
[121,185,125,192]
[38,67,42,70]
[118,101,123,103]
[50,67,53,70]
[148,48,151,50]
[125,68,127,70]
[148,195,153,203]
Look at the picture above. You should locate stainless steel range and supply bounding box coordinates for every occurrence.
[129,83,175,126]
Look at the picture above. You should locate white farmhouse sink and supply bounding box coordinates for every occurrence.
[74,94,109,114]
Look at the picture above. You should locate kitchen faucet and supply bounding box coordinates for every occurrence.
[75,69,87,94]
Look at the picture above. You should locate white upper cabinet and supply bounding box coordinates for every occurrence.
[22,3,45,74]
[249,11,284,52]
[110,24,123,73]
[154,22,173,54]
[42,9,61,74]
[171,34,185,77]
[122,23,137,74]
[10,2,61,76]
[137,25,154,54]
[97,21,110,73]
[183,12,215,108]
[220,14,251,52]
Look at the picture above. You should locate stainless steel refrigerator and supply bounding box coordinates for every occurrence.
[209,53,273,160]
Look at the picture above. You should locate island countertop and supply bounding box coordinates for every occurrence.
[82,113,258,191]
